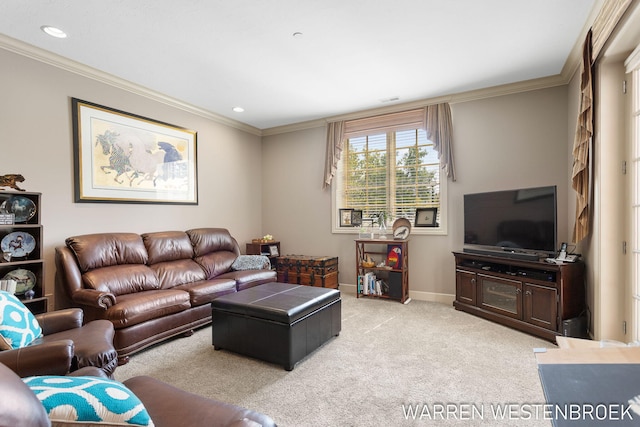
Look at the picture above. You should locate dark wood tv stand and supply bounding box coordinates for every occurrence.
[453,251,586,341]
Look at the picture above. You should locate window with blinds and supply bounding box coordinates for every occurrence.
[337,128,441,227]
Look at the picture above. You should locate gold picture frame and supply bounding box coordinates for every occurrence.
[72,98,198,204]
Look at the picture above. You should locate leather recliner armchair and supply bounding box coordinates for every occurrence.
[0,308,118,378]
[0,363,277,427]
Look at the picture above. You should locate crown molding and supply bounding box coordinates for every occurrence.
[263,74,569,136]
[261,118,328,136]
[561,0,607,81]
[0,34,262,137]
[626,42,640,71]
[3,1,600,141]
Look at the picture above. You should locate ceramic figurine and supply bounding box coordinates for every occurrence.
[0,174,26,191]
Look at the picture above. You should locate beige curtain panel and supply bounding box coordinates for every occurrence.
[570,0,632,242]
[572,29,593,243]
[323,121,345,189]
[424,103,457,182]
[323,104,456,188]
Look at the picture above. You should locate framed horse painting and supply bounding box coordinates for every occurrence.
[71,98,198,204]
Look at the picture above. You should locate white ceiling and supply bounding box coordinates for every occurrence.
[0,0,599,130]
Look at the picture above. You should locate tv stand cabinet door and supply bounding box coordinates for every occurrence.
[523,283,558,331]
[477,274,522,320]
[455,269,477,306]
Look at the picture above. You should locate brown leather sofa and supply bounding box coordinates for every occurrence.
[0,308,117,378]
[55,228,276,364]
[0,363,277,427]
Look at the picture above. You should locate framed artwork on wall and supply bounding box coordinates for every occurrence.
[71,98,198,204]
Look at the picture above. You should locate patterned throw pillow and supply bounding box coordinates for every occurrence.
[23,376,154,427]
[0,290,42,350]
[231,255,271,271]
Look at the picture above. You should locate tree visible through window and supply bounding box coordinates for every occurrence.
[341,129,440,226]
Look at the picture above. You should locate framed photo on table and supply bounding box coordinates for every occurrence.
[339,209,353,227]
[339,208,364,227]
[415,207,438,227]
[72,98,198,205]
[351,209,363,227]
[269,245,279,256]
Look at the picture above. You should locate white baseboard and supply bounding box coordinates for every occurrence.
[338,283,455,305]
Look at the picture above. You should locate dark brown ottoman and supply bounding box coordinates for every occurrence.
[211,282,341,370]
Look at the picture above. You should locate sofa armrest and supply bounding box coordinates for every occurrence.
[72,288,116,309]
[35,308,84,335]
[55,245,83,293]
[0,363,50,427]
[0,340,74,377]
[123,375,276,427]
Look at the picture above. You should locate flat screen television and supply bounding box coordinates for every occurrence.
[463,185,557,260]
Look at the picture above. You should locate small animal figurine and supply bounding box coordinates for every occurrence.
[0,174,26,191]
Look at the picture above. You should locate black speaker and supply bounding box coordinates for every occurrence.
[562,315,588,338]
[388,272,402,299]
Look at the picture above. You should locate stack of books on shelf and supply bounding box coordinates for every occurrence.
[357,272,388,296]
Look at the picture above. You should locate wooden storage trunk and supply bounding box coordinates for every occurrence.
[276,255,339,289]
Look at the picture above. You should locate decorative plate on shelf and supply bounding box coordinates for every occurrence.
[0,196,36,223]
[1,231,36,258]
[392,218,412,240]
[2,268,36,295]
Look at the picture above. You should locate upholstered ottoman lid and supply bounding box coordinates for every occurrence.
[211,282,340,324]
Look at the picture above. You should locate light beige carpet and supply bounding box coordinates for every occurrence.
[115,294,554,426]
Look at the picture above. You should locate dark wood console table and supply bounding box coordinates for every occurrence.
[453,251,585,341]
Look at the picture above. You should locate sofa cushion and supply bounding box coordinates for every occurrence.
[174,279,237,306]
[186,228,239,257]
[66,233,148,272]
[193,252,237,279]
[83,264,160,296]
[0,290,43,350]
[104,290,191,329]
[23,375,154,427]
[142,231,194,265]
[148,259,206,289]
[217,269,277,291]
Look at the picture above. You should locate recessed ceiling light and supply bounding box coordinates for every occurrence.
[292,32,303,38]
[41,25,67,38]
[232,106,245,113]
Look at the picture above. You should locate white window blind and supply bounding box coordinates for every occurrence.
[336,128,441,227]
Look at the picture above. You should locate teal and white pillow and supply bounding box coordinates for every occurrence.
[0,290,42,350]
[23,376,154,427]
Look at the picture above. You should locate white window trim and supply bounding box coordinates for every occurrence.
[627,46,640,342]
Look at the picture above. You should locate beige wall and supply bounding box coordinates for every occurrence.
[0,42,578,309]
[262,86,571,300]
[0,48,265,309]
